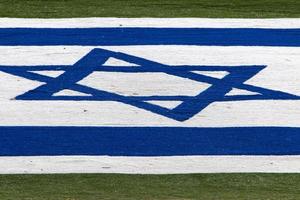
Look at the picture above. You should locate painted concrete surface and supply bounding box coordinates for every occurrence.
[0,18,299,173]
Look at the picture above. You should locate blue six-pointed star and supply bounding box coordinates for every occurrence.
[0,48,299,121]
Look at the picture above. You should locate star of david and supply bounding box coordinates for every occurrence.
[0,48,299,121]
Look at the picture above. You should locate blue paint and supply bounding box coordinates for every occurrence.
[1,28,300,157]
[0,28,300,46]
[1,48,299,121]
[1,127,300,156]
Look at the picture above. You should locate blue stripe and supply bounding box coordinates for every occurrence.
[1,28,300,46]
[1,127,299,156]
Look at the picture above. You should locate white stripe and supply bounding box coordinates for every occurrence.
[0,156,299,174]
[0,18,300,28]
[1,46,300,127]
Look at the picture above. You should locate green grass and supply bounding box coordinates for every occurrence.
[0,0,300,18]
[0,173,299,200]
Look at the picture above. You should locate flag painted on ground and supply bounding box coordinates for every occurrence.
[0,18,300,174]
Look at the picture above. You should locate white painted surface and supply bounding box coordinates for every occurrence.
[146,100,183,109]
[0,46,300,127]
[30,70,65,78]
[191,71,229,79]
[103,57,139,66]
[0,18,300,28]
[78,72,211,96]
[53,89,92,97]
[1,156,299,174]
[225,88,261,96]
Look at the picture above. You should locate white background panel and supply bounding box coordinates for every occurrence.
[0,46,300,126]
[1,18,300,28]
[1,156,300,174]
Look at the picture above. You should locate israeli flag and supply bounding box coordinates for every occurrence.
[0,18,300,173]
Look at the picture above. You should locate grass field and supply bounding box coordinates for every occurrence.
[0,0,300,200]
[1,174,300,200]
[0,0,300,18]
